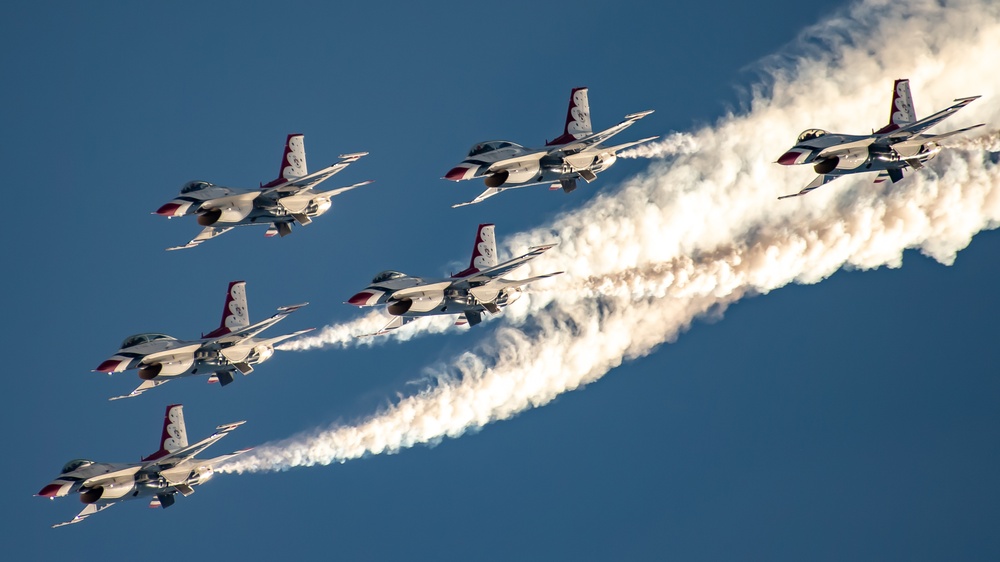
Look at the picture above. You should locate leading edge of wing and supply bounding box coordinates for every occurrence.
[461,243,558,283]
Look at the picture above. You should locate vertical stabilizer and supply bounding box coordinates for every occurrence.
[877,79,916,133]
[203,281,250,338]
[547,87,592,146]
[453,224,498,277]
[261,134,307,188]
[142,404,188,461]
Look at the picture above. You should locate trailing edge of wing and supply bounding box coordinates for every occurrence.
[554,109,655,154]
[890,123,985,152]
[883,95,981,139]
[462,243,558,283]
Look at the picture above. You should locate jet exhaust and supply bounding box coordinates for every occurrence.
[223,0,1000,474]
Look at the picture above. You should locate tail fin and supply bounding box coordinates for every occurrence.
[876,79,916,134]
[142,404,189,462]
[453,224,498,277]
[203,281,250,338]
[546,87,592,146]
[261,134,308,188]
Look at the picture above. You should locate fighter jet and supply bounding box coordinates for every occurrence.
[444,87,657,207]
[776,79,983,199]
[94,281,311,400]
[36,404,249,528]
[155,134,372,250]
[347,224,562,335]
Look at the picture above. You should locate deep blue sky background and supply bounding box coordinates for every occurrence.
[3,1,999,560]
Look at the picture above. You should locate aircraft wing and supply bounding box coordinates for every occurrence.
[553,110,655,154]
[355,315,416,338]
[816,137,877,158]
[166,226,234,251]
[602,136,660,155]
[209,303,308,346]
[218,328,314,364]
[143,421,246,470]
[277,180,374,214]
[883,96,981,140]
[387,280,455,301]
[778,174,842,200]
[889,123,986,153]
[451,181,555,208]
[460,244,558,284]
[267,153,368,195]
[81,466,143,489]
[52,502,116,528]
[109,378,170,401]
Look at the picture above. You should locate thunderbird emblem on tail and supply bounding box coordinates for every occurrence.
[155,134,372,250]
[347,224,562,336]
[776,79,983,199]
[444,88,657,207]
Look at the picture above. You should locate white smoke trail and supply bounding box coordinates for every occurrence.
[618,132,699,159]
[223,0,1000,473]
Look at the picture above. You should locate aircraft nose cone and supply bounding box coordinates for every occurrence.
[155,202,182,216]
[777,150,805,166]
[347,291,375,306]
[444,166,472,181]
[37,484,63,498]
[94,358,124,373]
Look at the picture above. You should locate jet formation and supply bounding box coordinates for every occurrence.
[36,405,248,527]
[41,81,987,527]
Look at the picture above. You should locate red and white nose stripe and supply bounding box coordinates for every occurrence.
[346,290,385,306]
[443,164,479,181]
[94,356,131,373]
[777,148,811,165]
[154,200,193,217]
[36,481,72,498]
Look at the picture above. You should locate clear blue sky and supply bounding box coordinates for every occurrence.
[4,1,999,560]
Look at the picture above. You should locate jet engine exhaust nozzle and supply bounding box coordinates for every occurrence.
[138,363,162,380]
[484,170,509,188]
[197,209,222,226]
[387,298,413,316]
[814,157,839,174]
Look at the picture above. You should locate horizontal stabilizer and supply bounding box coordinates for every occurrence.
[890,123,985,153]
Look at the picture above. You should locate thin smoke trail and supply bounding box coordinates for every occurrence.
[224,0,1000,473]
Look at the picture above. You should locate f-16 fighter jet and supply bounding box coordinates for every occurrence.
[776,79,983,199]
[36,404,249,528]
[94,281,311,400]
[155,134,372,250]
[347,224,562,335]
[444,88,656,207]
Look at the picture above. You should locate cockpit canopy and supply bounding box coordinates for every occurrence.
[796,129,828,143]
[371,270,406,284]
[181,180,214,194]
[61,459,93,474]
[120,333,176,349]
[467,141,520,157]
